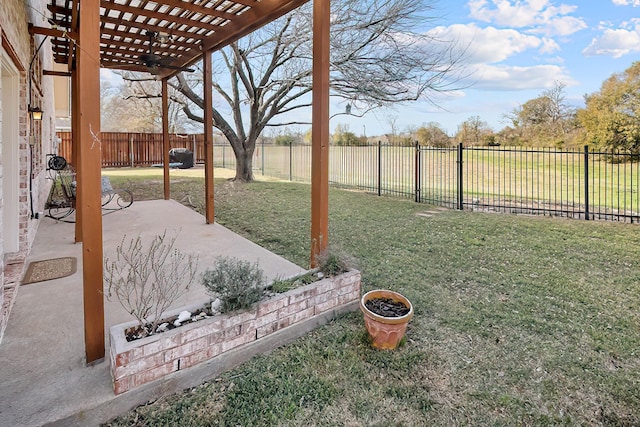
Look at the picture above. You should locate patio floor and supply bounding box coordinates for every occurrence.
[0,199,306,426]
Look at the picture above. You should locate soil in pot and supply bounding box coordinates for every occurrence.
[364,297,410,317]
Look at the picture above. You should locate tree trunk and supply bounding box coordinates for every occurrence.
[234,148,255,181]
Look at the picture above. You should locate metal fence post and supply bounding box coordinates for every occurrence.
[261,136,265,175]
[584,145,590,220]
[457,143,463,210]
[378,140,382,196]
[414,141,421,203]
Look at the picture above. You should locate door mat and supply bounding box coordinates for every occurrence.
[21,257,77,285]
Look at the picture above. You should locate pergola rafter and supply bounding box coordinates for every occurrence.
[40,0,308,79]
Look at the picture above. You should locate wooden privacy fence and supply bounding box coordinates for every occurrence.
[55,132,208,167]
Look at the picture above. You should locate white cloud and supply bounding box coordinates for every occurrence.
[612,0,640,6]
[100,69,124,86]
[582,27,640,58]
[468,0,587,36]
[430,23,553,64]
[540,37,561,53]
[471,63,575,90]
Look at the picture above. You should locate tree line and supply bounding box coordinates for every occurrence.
[266,61,640,153]
[384,62,640,152]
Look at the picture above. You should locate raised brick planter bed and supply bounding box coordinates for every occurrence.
[109,269,361,394]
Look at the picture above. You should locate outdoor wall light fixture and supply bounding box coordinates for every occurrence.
[28,105,43,121]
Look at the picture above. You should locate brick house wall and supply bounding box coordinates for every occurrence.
[0,0,56,341]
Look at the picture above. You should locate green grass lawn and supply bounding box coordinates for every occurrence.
[105,169,640,426]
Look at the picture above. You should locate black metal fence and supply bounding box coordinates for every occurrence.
[214,142,640,223]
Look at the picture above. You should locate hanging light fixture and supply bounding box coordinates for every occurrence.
[28,105,43,121]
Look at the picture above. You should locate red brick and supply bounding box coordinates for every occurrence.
[141,334,181,357]
[278,317,291,329]
[278,300,307,318]
[115,346,144,365]
[208,332,223,345]
[313,279,338,295]
[311,291,332,306]
[338,291,360,306]
[179,346,217,369]
[314,298,339,315]
[223,324,242,339]
[114,352,165,380]
[256,321,278,339]
[287,286,317,305]
[221,331,255,353]
[223,310,256,329]
[113,377,131,395]
[337,282,359,296]
[257,295,288,316]
[163,336,209,362]
[180,320,222,344]
[290,306,314,324]
[253,311,278,329]
[131,360,178,389]
[208,342,222,358]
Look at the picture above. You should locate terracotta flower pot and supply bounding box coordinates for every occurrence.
[360,289,414,350]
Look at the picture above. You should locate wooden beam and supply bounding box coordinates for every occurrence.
[203,49,215,224]
[162,79,170,200]
[71,68,82,243]
[310,0,330,268]
[77,0,105,364]
[28,24,78,40]
[43,70,72,77]
[200,0,308,54]
[69,0,79,70]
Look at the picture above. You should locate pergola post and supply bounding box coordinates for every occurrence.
[310,0,330,267]
[162,78,170,200]
[77,0,105,364]
[203,49,215,223]
[71,68,81,242]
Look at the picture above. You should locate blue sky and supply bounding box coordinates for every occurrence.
[339,0,640,137]
[102,0,639,138]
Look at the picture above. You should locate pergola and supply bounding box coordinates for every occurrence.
[29,0,330,364]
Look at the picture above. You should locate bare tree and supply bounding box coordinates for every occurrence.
[102,77,189,133]
[501,81,577,146]
[456,116,490,146]
[119,0,465,181]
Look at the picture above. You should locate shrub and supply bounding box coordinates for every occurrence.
[269,272,317,293]
[316,248,355,277]
[104,230,198,337]
[201,257,265,313]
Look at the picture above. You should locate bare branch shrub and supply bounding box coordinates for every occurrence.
[104,230,198,337]
[201,256,264,313]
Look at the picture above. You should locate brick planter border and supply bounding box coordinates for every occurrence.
[109,269,361,394]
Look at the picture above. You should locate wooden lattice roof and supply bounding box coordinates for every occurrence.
[43,0,307,78]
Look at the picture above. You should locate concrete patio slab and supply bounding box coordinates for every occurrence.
[0,199,306,426]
